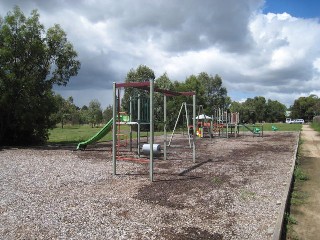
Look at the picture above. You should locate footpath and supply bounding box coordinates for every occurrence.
[290,124,320,239]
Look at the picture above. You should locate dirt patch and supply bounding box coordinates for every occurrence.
[160,227,223,240]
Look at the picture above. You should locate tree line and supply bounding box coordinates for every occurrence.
[55,65,320,130]
[51,95,113,128]
[1,7,320,146]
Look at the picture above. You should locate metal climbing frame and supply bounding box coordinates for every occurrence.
[112,79,196,181]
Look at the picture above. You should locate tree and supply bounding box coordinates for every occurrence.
[88,100,103,127]
[103,104,113,122]
[265,99,286,123]
[51,95,79,128]
[0,6,80,145]
[79,105,89,124]
[121,65,155,112]
[175,73,229,116]
[229,101,243,113]
[291,95,320,121]
[154,73,174,130]
[253,96,266,123]
[198,73,229,112]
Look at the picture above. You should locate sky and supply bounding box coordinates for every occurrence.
[1,0,320,109]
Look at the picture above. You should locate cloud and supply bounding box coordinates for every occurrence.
[0,0,320,109]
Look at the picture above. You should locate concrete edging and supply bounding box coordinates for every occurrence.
[272,131,301,239]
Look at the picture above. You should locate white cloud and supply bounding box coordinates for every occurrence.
[313,58,320,72]
[1,0,320,109]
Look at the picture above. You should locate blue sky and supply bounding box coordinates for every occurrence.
[264,0,320,19]
[1,0,320,109]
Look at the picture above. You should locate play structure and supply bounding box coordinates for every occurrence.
[165,105,244,139]
[76,79,267,181]
[186,108,241,139]
[209,109,240,138]
[112,79,196,181]
[75,80,196,181]
[193,108,264,138]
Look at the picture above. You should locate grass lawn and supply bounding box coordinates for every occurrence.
[48,124,149,144]
[48,122,303,145]
[251,123,302,132]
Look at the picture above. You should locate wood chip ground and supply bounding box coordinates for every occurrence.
[0,131,299,239]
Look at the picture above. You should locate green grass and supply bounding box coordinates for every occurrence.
[48,125,111,144]
[290,188,309,205]
[48,122,303,144]
[294,165,309,181]
[48,124,153,144]
[261,123,302,131]
[285,212,298,225]
[238,123,302,132]
[311,121,320,132]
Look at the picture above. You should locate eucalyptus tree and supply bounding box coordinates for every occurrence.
[291,95,320,121]
[121,65,155,112]
[0,6,80,145]
[265,99,286,123]
[198,73,229,113]
[88,100,103,127]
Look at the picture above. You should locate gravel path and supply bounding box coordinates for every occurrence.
[0,132,299,239]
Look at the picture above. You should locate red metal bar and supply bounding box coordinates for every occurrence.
[116,82,150,88]
[115,81,195,96]
[117,157,149,163]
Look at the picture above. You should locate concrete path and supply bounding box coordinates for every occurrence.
[291,124,320,239]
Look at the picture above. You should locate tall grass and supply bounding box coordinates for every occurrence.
[311,121,320,132]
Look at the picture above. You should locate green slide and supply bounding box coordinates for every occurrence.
[77,118,113,150]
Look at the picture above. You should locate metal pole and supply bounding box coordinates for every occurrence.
[193,93,196,163]
[112,82,117,175]
[227,123,229,139]
[138,94,141,156]
[184,102,191,148]
[149,79,154,181]
[168,103,184,146]
[164,95,167,161]
[129,96,132,151]
[210,118,212,141]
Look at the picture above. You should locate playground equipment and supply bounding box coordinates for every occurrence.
[195,113,212,138]
[112,79,196,181]
[77,118,113,150]
[240,124,264,137]
[168,102,193,148]
[195,108,240,138]
[142,144,161,156]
